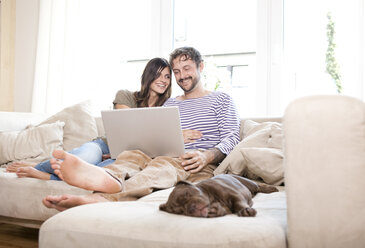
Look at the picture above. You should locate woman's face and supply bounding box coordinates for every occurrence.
[149,67,171,95]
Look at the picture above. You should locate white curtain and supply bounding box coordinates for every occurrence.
[31,0,154,115]
[32,0,80,114]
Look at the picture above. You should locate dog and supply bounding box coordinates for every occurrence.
[159,174,278,218]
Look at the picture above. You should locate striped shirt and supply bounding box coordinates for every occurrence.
[163,91,240,155]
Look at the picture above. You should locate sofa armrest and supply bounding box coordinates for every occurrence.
[284,95,365,248]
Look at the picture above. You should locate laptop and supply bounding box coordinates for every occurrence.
[101,106,185,159]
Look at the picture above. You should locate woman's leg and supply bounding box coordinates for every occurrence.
[35,138,108,180]
[50,150,122,193]
[96,158,116,167]
[6,161,37,173]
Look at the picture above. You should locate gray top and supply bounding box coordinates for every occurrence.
[98,90,138,145]
[113,89,138,108]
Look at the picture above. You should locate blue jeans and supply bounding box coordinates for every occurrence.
[35,138,115,180]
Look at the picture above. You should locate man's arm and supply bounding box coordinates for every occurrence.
[181,93,240,174]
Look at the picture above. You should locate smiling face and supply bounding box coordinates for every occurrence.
[171,56,203,93]
[149,67,171,95]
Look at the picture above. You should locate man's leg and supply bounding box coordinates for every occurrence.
[43,194,108,211]
[50,150,122,193]
[100,155,190,201]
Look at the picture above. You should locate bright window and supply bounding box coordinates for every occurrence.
[172,0,258,117]
[33,0,283,117]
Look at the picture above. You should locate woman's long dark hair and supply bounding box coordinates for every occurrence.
[134,58,172,107]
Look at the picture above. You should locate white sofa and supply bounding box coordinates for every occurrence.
[0,95,364,247]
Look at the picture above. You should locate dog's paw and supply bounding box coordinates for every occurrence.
[237,207,257,217]
[258,183,279,193]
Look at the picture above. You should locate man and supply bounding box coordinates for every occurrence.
[43,47,240,211]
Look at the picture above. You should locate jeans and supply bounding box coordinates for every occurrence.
[35,138,115,180]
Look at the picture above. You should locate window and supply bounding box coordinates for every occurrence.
[121,0,280,118]
[283,0,365,109]
[34,0,284,117]
[172,0,258,117]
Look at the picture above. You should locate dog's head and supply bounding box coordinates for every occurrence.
[159,181,210,217]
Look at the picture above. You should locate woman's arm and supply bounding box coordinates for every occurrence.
[114,104,131,109]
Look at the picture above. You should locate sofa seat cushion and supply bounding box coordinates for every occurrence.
[0,168,91,221]
[40,188,287,248]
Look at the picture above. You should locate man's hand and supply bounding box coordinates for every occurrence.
[182,129,203,143]
[180,148,225,173]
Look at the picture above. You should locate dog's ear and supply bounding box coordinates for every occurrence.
[159,203,173,213]
[159,203,168,211]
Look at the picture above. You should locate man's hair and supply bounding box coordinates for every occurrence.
[169,47,203,68]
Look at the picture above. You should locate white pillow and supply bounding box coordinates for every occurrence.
[0,121,64,165]
[38,100,98,151]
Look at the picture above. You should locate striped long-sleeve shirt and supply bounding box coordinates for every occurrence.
[163,91,240,155]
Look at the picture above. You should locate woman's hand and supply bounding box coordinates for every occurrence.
[102,154,111,161]
[182,129,203,143]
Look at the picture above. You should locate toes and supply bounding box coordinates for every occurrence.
[50,159,61,169]
[53,169,63,180]
[52,150,66,160]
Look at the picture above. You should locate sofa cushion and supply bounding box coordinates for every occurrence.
[284,95,365,247]
[0,168,91,222]
[214,120,284,185]
[39,100,98,151]
[0,121,64,165]
[241,147,284,185]
[39,188,287,248]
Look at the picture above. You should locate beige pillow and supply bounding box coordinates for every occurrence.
[243,119,283,149]
[240,147,284,185]
[0,121,64,165]
[39,100,98,151]
[214,120,284,185]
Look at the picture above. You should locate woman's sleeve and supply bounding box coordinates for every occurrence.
[113,90,137,108]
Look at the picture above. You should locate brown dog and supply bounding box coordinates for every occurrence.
[159,174,278,218]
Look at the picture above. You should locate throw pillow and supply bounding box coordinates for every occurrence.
[242,119,283,149]
[214,120,284,185]
[240,147,284,185]
[39,100,98,151]
[0,121,64,165]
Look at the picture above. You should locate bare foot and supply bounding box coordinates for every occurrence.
[6,161,37,173]
[50,150,122,193]
[16,167,51,180]
[42,194,108,211]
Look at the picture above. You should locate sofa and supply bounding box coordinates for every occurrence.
[0,95,364,247]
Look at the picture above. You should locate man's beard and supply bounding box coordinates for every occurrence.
[178,75,200,93]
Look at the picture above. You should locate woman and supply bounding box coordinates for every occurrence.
[7,57,174,180]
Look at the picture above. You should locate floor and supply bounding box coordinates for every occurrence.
[0,223,38,248]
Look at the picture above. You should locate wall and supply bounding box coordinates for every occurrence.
[14,0,39,112]
[0,0,15,111]
[0,0,39,112]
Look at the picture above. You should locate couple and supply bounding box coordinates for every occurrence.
[7,57,174,180]
[27,46,241,211]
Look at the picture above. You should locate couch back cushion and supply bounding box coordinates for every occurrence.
[0,112,49,132]
[214,117,284,185]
